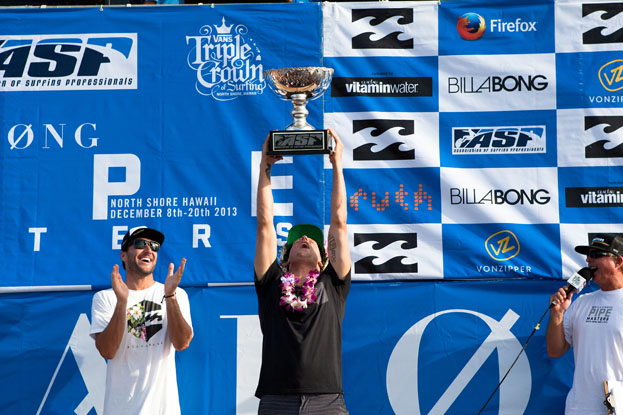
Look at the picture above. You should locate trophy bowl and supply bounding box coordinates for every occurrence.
[264,67,333,130]
[263,67,334,155]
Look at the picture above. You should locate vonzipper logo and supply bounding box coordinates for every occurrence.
[351,8,414,49]
[332,77,432,97]
[0,34,137,91]
[566,187,623,207]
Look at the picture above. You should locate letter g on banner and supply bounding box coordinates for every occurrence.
[386,309,530,414]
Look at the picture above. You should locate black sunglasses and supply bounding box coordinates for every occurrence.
[133,239,160,252]
[587,250,611,259]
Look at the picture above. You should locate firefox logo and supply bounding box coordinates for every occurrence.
[457,13,486,41]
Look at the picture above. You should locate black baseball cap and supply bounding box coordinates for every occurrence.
[575,233,623,257]
[121,227,165,251]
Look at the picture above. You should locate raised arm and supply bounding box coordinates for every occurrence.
[95,264,128,359]
[545,287,572,358]
[254,135,283,280]
[164,259,193,350]
[326,129,351,279]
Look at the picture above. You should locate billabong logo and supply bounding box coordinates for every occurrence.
[485,230,520,261]
[353,119,415,160]
[452,126,546,154]
[186,17,265,101]
[584,116,623,158]
[450,188,551,205]
[566,187,623,207]
[457,13,486,40]
[352,8,414,49]
[353,232,418,275]
[448,75,548,94]
[583,3,623,45]
[0,34,137,91]
[599,59,623,92]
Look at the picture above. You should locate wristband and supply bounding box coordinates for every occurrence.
[162,292,176,302]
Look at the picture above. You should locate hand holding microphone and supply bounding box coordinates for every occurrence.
[549,267,594,309]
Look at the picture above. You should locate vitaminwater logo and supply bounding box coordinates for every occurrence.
[186,17,265,101]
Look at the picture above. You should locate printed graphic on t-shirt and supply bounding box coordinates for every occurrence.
[126,300,163,341]
[585,305,613,323]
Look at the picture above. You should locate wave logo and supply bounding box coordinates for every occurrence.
[457,13,486,41]
[485,230,520,261]
[599,59,623,91]
[387,309,531,414]
[186,17,265,101]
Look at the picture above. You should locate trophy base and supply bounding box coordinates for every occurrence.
[268,130,332,156]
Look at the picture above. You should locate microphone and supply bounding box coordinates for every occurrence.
[550,267,594,308]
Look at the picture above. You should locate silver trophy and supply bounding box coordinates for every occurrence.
[264,67,334,155]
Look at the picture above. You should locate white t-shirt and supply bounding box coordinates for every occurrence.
[90,282,193,415]
[563,288,623,415]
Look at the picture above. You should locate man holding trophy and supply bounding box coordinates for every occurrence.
[253,65,350,415]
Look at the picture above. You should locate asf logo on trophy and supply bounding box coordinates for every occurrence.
[264,67,334,155]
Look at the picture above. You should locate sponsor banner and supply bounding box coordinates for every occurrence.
[0,4,324,287]
[557,50,623,108]
[322,2,438,58]
[324,111,440,169]
[0,281,578,415]
[441,167,559,224]
[442,223,562,279]
[324,56,438,113]
[438,53,556,112]
[559,165,623,222]
[557,108,623,167]
[439,1,554,56]
[559,223,623,279]
[440,110,556,168]
[556,1,623,53]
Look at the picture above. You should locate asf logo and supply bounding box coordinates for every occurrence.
[599,59,623,91]
[0,34,137,91]
[351,8,414,49]
[583,3,623,44]
[453,126,546,154]
[353,119,415,160]
[585,116,623,158]
[485,230,520,261]
[354,232,418,275]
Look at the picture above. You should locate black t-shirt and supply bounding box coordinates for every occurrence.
[254,260,351,397]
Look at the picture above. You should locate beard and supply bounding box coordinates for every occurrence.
[127,257,156,276]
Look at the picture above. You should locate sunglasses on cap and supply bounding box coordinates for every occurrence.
[133,239,160,252]
[587,250,612,259]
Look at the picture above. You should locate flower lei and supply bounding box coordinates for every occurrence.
[279,270,319,312]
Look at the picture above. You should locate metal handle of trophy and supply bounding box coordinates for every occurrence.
[286,93,313,130]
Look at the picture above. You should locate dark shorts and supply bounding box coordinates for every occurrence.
[258,393,349,415]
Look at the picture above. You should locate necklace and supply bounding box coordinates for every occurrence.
[279,270,319,311]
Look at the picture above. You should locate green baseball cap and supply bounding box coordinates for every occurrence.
[283,224,326,263]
